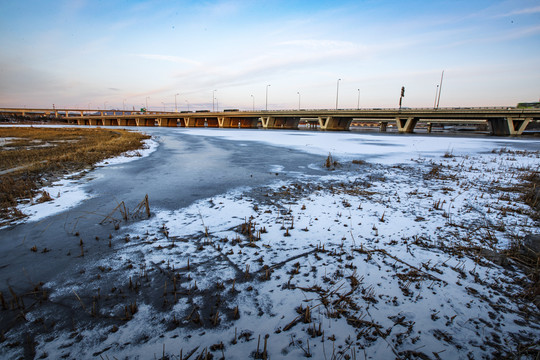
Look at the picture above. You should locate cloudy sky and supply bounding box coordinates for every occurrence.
[1,0,539,111]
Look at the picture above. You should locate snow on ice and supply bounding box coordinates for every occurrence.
[1,131,539,359]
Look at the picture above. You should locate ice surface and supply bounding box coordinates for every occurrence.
[1,130,539,360]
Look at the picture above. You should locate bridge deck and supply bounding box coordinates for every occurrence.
[2,107,539,135]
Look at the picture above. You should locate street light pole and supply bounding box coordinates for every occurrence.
[436,70,444,109]
[251,95,254,111]
[357,89,360,110]
[336,78,341,110]
[212,90,217,112]
[175,93,179,112]
[297,91,301,110]
[185,100,190,112]
[145,97,150,111]
[265,85,271,111]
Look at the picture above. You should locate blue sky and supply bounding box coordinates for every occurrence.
[1,0,539,111]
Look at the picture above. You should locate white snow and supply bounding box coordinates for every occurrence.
[1,130,539,360]
[181,128,538,164]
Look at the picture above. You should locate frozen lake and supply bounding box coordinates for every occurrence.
[1,128,539,359]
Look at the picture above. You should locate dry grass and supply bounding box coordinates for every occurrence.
[0,127,150,222]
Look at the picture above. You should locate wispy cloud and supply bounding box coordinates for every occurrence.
[497,5,540,17]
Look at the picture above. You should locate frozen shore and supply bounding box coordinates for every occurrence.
[0,129,538,359]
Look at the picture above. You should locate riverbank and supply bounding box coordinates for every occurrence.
[0,127,151,225]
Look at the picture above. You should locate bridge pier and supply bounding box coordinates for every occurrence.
[395,117,418,133]
[318,116,352,130]
[182,118,195,127]
[89,119,99,126]
[218,117,232,128]
[379,121,388,132]
[260,117,274,128]
[488,117,531,136]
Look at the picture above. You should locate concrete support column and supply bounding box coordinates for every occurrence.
[319,117,352,131]
[318,116,331,130]
[89,119,98,126]
[260,117,275,129]
[379,121,388,132]
[102,118,113,126]
[488,118,509,136]
[183,118,196,127]
[395,117,418,133]
[218,117,231,128]
[117,119,127,126]
[77,119,85,125]
[489,117,532,136]
[506,117,531,136]
[427,122,432,133]
[80,111,84,116]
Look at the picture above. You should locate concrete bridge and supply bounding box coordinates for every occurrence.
[2,107,539,136]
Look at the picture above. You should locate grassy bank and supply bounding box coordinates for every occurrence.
[0,127,151,223]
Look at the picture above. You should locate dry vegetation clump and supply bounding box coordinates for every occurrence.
[520,169,539,216]
[324,153,340,170]
[0,127,150,222]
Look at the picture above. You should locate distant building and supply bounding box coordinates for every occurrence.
[517,102,540,109]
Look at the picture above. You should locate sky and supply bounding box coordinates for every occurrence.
[1,0,539,111]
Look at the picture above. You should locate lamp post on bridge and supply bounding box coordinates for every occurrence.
[265,84,271,111]
[212,89,217,112]
[145,97,150,112]
[433,85,439,109]
[436,70,444,109]
[185,100,190,112]
[251,95,254,111]
[335,78,341,110]
[357,89,360,110]
[297,91,301,111]
[175,93,180,112]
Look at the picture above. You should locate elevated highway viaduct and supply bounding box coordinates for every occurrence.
[2,107,539,136]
